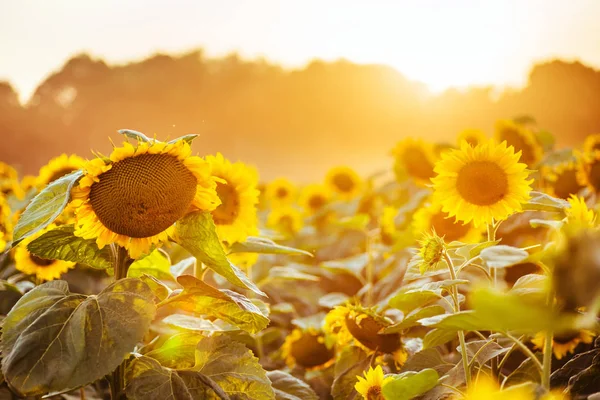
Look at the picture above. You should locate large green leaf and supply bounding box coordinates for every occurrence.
[26,225,112,270]
[12,170,83,246]
[523,191,569,213]
[383,306,446,333]
[389,290,441,314]
[162,314,238,332]
[228,236,312,257]
[1,279,156,396]
[267,371,318,400]
[480,245,529,269]
[128,249,174,281]
[161,275,269,333]
[175,212,265,296]
[422,328,459,349]
[382,369,439,400]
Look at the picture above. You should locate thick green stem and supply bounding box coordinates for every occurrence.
[487,222,499,377]
[443,252,471,387]
[542,287,555,390]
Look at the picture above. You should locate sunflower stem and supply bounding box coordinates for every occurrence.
[365,229,376,306]
[443,251,471,387]
[486,222,499,378]
[542,286,555,390]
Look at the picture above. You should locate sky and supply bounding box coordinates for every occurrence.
[1,0,599,102]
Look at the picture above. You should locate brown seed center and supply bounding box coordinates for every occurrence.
[456,161,509,206]
[289,333,334,368]
[332,173,355,193]
[587,161,600,192]
[553,168,583,199]
[308,194,327,210]
[430,211,471,242]
[500,127,536,165]
[345,314,401,354]
[89,153,197,238]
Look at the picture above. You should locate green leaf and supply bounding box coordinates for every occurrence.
[161,275,269,333]
[332,346,370,400]
[163,314,238,332]
[267,371,318,400]
[139,274,171,302]
[228,236,312,257]
[26,225,112,269]
[383,306,446,333]
[382,369,439,400]
[452,240,499,260]
[175,211,265,296]
[480,245,529,269]
[400,348,453,375]
[168,134,199,145]
[265,267,320,282]
[524,191,569,213]
[419,311,484,331]
[128,249,174,281]
[1,278,156,397]
[389,290,441,314]
[191,335,275,399]
[463,340,510,366]
[530,219,564,230]
[509,273,548,302]
[12,170,83,246]
[144,332,203,369]
[118,129,152,142]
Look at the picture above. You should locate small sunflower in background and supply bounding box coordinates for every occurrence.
[460,375,533,400]
[413,202,481,243]
[391,138,437,185]
[281,328,335,370]
[355,365,391,400]
[457,128,488,147]
[298,183,331,215]
[266,207,303,237]
[35,154,86,188]
[379,206,399,245]
[0,162,24,199]
[542,160,585,199]
[14,225,76,281]
[265,178,296,206]
[583,133,600,154]
[416,232,446,274]
[495,119,543,167]
[532,330,595,360]
[72,139,220,259]
[576,150,600,193]
[325,166,362,200]
[324,304,407,366]
[206,153,260,245]
[432,141,533,227]
[0,197,12,251]
[565,195,596,230]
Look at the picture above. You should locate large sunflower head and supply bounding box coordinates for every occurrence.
[35,154,86,188]
[542,160,585,199]
[266,207,303,237]
[431,141,533,227]
[576,150,600,193]
[325,166,363,200]
[532,330,595,360]
[265,178,296,206]
[413,202,481,243]
[494,119,543,167]
[72,139,220,259]
[15,225,76,281]
[355,365,392,400]
[206,153,259,245]
[324,304,405,362]
[583,134,600,154]
[281,328,335,370]
[298,184,331,215]
[457,129,488,148]
[391,138,437,185]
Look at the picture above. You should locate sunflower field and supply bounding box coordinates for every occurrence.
[1,123,600,400]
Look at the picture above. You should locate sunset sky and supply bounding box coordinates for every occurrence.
[1,0,599,101]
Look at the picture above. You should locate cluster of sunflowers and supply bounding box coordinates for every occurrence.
[1,121,600,400]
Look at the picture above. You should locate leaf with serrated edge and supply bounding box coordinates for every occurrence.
[267,371,318,400]
[12,170,83,246]
[26,225,111,270]
[161,275,268,333]
[1,279,156,397]
[175,211,265,296]
[228,236,313,257]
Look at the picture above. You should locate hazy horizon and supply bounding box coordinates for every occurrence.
[2,0,600,100]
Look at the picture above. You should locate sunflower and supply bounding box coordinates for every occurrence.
[15,226,76,281]
[355,365,392,400]
[576,150,600,193]
[457,129,488,147]
[417,232,446,274]
[380,206,398,245]
[495,119,543,166]
[324,304,407,365]
[391,138,437,185]
[227,251,259,270]
[325,166,362,200]
[266,207,303,237]
[565,195,596,230]
[542,160,585,199]
[72,139,220,259]
[265,178,296,206]
[413,202,481,243]
[0,162,23,200]
[281,328,335,370]
[0,197,12,251]
[205,153,259,245]
[298,184,331,214]
[431,141,533,227]
[532,330,595,360]
[459,375,533,400]
[35,154,86,188]
[583,134,600,154]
